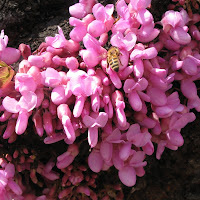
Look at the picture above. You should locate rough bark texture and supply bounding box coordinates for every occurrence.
[0,0,200,199]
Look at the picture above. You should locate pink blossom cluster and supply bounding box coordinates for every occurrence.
[0,0,200,198]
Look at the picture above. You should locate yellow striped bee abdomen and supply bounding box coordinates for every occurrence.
[107,46,121,72]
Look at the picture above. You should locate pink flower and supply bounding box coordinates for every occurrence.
[80,33,107,68]
[111,31,137,52]
[123,77,149,111]
[130,0,151,10]
[15,73,37,94]
[112,90,127,127]
[56,144,79,169]
[69,0,96,19]
[0,163,22,196]
[83,112,108,147]
[67,69,99,117]
[40,160,59,181]
[46,27,80,54]
[57,104,76,144]
[88,3,114,36]
[130,44,158,78]
[0,30,20,65]
[126,124,152,148]
[2,91,37,135]
[69,14,94,42]
[88,148,104,173]
[161,10,191,45]
[118,166,136,187]
[153,112,196,159]
[41,67,62,88]
[152,91,184,118]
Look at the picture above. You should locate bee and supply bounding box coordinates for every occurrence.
[107,46,121,72]
[0,61,15,88]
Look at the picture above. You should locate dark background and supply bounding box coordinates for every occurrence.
[0,0,200,199]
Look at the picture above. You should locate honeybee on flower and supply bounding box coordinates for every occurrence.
[107,46,121,72]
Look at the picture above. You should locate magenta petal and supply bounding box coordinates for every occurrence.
[87,20,106,37]
[181,79,197,99]
[123,79,136,93]
[148,87,167,106]
[142,47,158,59]
[100,141,113,162]
[7,179,22,195]
[130,151,145,164]
[62,116,75,144]
[130,49,143,60]
[69,17,83,26]
[15,73,37,94]
[45,68,62,87]
[70,26,87,42]
[73,96,86,118]
[155,106,173,118]
[80,49,100,67]
[167,130,184,146]
[28,55,45,68]
[18,91,37,112]
[107,68,122,89]
[83,33,101,52]
[104,4,114,16]
[106,128,122,143]
[110,32,123,48]
[118,166,136,187]
[123,32,137,51]
[82,115,96,127]
[51,85,68,105]
[170,27,191,45]
[0,172,8,186]
[137,9,153,25]
[113,150,124,170]
[88,126,98,147]
[137,28,160,43]
[133,59,144,78]
[112,20,130,33]
[119,143,132,161]
[182,57,197,75]
[128,90,142,111]
[2,96,19,113]
[88,150,103,172]
[57,155,74,169]
[131,0,151,10]
[5,163,15,178]
[0,47,20,65]
[116,0,129,19]
[44,133,66,144]
[96,112,108,127]
[69,3,86,18]
[126,124,140,140]
[15,111,29,135]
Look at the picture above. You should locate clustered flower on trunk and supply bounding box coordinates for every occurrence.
[0,0,200,199]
